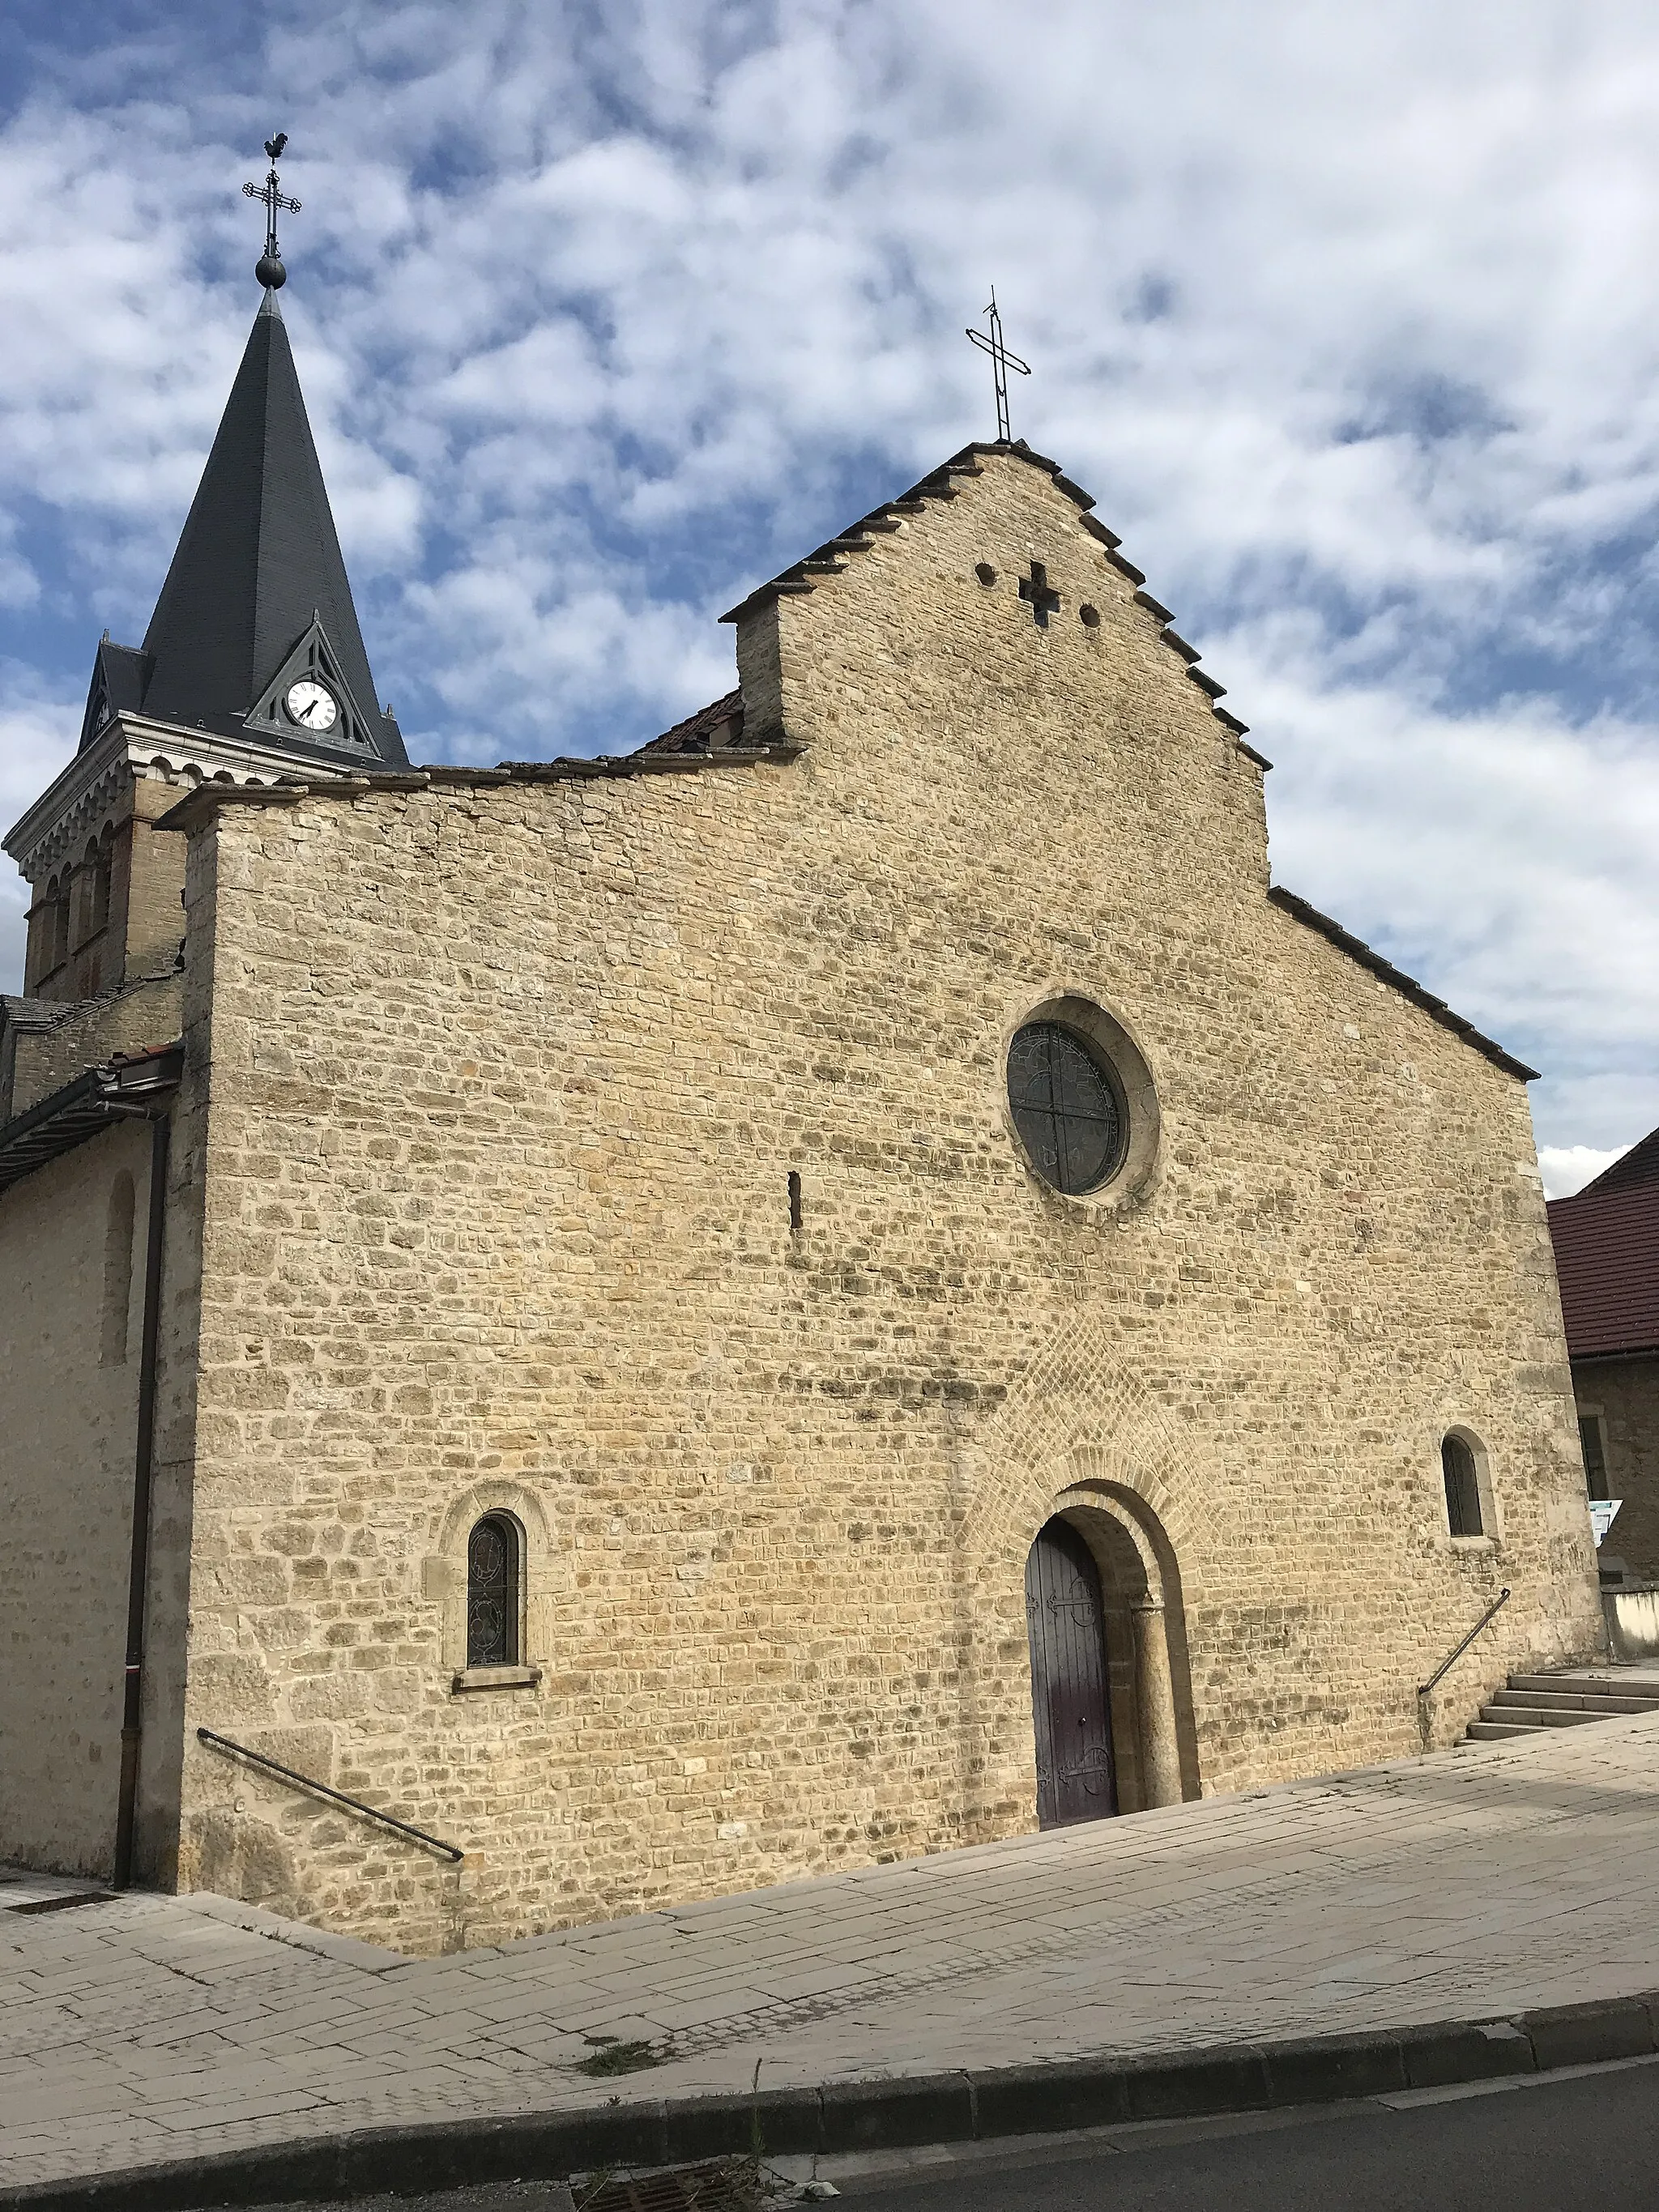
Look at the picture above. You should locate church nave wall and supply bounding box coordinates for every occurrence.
[157,449,1601,1953]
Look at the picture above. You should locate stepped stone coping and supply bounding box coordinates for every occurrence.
[713,437,1265,776]
[1267,887,1539,1082]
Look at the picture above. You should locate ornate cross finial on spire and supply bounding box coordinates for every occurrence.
[244,132,301,291]
[966,290,1031,445]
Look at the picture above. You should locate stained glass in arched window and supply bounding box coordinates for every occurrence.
[467,1514,521,1668]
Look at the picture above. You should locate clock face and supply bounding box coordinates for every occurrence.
[284,679,339,732]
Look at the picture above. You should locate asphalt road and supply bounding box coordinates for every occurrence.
[834,2059,1659,2212]
[250,2061,1659,2212]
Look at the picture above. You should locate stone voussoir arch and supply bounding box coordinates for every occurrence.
[959,1311,1224,1575]
[959,1312,1216,1808]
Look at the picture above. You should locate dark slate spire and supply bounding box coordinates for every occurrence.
[134,288,406,764]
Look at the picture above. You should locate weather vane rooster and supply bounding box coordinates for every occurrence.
[244,132,300,289]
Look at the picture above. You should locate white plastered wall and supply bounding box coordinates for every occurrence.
[0,1118,151,1877]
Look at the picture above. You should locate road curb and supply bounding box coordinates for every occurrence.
[5,1988,1658,2210]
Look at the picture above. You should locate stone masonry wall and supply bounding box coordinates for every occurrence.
[124,781,191,983]
[7,972,183,1117]
[1578,1356,1659,1583]
[0,1117,151,1877]
[168,450,1603,1954]
[21,772,189,1009]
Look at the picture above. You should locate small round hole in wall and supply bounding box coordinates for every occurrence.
[975,562,998,586]
[1080,603,1101,628]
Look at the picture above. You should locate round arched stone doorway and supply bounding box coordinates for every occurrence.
[1025,1494,1192,1825]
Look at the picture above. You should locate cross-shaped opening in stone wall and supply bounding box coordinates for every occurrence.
[1019,562,1061,629]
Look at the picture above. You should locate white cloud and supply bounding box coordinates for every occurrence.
[1540,1144,1631,1200]
[1218,643,1659,1144]
[0,0,1655,1156]
[0,670,78,993]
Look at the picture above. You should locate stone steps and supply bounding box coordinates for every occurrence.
[1466,1669,1659,1742]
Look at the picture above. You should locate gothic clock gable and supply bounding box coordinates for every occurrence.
[243,616,383,760]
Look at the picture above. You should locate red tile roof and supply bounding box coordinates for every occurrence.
[637,690,744,756]
[1547,1128,1659,1359]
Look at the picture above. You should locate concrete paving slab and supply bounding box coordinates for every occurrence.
[6,1715,1659,2194]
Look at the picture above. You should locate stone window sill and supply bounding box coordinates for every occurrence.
[451,1664,541,1694]
[1447,1535,1499,1554]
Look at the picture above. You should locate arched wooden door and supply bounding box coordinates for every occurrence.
[1025,1517,1117,1827]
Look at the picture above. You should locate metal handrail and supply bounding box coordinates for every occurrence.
[197,1727,465,1861]
[1418,1588,1511,1698]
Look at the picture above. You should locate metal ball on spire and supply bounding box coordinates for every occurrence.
[244,132,301,291]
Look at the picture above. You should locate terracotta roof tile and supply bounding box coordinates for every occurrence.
[1548,1132,1659,1358]
[1577,1125,1659,1197]
[636,691,744,757]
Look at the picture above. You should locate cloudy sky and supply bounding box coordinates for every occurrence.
[2,1,1657,1193]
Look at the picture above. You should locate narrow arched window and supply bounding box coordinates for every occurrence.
[1442,1434,1483,1537]
[74,841,99,947]
[24,890,50,991]
[45,876,70,971]
[90,835,113,938]
[467,1514,522,1667]
[101,1171,135,1366]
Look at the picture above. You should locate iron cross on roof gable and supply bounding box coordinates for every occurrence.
[244,131,301,291]
[966,288,1032,444]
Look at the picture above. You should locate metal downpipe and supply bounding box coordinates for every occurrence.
[113,1108,170,1890]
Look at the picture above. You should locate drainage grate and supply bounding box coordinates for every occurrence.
[575,2159,769,2212]
[6,1892,115,1915]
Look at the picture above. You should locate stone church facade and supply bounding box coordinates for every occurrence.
[0,270,1605,1954]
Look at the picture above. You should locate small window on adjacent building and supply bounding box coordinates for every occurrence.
[1579,1413,1610,1502]
[1442,1434,1484,1537]
[467,1513,522,1668]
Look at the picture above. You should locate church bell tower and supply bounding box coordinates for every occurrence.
[2,136,403,1057]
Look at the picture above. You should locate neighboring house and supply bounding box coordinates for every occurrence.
[1548,1130,1659,1608]
[0,246,1605,1956]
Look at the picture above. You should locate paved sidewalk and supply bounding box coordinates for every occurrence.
[7,1703,1659,2192]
